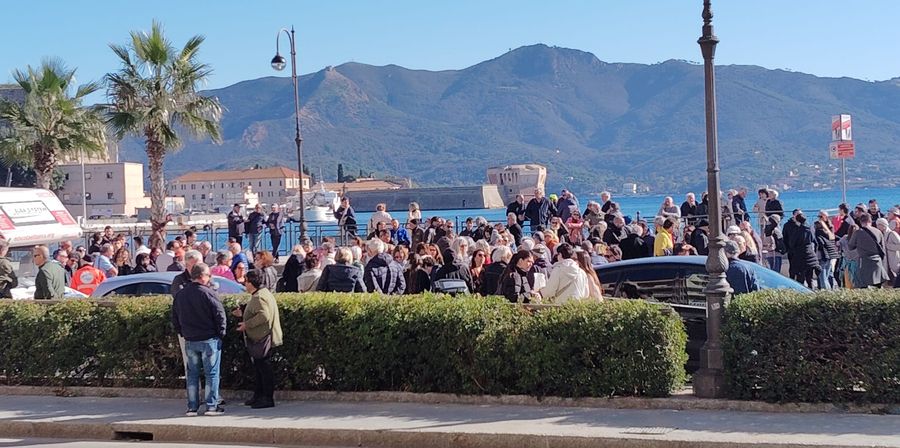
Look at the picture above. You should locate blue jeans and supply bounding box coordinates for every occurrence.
[185,338,222,411]
[247,233,261,253]
[766,254,782,274]
[818,259,834,290]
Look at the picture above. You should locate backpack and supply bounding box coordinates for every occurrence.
[773,232,787,255]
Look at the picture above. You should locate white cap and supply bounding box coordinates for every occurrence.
[726,225,741,235]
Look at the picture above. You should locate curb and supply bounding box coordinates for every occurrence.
[0,419,880,448]
[1,385,898,415]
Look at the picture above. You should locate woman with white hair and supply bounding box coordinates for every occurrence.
[480,246,512,296]
[368,203,393,233]
[876,217,900,281]
[657,196,681,220]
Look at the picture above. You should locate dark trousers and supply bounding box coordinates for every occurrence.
[252,356,274,403]
[270,233,282,259]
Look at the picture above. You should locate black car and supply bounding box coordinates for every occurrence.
[595,255,810,371]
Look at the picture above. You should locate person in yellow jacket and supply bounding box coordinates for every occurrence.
[235,269,283,409]
[654,218,677,256]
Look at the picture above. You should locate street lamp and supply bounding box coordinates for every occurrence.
[271,26,309,243]
[694,0,732,398]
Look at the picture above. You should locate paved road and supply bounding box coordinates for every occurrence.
[0,395,898,447]
[0,439,328,447]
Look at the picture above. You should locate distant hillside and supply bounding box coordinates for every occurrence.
[118,44,900,195]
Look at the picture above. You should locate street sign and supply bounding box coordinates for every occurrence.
[831,114,852,141]
[829,141,855,159]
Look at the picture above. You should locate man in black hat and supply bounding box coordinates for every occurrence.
[690,219,710,255]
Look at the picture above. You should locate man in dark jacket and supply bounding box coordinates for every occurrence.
[265,204,286,261]
[334,197,358,242]
[690,220,711,255]
[724,241,759,295]
[227,204,245,247]
[245,204,266,253]
[680,193,700,226]
[764,189,784,219]
[603,217,629,247]
[363,239,406,294]
[506,194,526,226]
[524,189,556,231]
[480,246,511,296]
[431,248,474,293]
[407,219,425,249]
[316,247,365,292]
[171,250,204,297]
[619,224,649,260]
[171,263,226,416]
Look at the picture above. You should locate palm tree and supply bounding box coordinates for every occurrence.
[0,59,107,189]
[106,21,223,247]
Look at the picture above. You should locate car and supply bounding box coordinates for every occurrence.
[595,255,810,371]
[91,272,246,298]
[9,278,88,300]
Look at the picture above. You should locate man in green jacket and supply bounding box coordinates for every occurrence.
[0,239,18,298]
[33,245,65,300]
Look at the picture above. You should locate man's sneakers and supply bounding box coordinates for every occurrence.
[185,409,198,417]
[204,406,226,416]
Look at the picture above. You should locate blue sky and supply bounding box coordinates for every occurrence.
[2,0,899,100]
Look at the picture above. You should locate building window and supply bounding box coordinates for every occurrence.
[85,193,92,200]
[231,183,234,188]
[258,181,262,187]
[279,180,283,186]
[64,173,70,180]
[63,194,70,201]
[191,184,196,190]
[106,172,113,179]
[107,192,114,200]
[192,194,196,200]
[201,194,206,200]
[181,184,185,190]
[269,181,272,187]
[221,183,224,189]
[85,172,92,180]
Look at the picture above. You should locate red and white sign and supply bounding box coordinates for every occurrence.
[829,141,855,159]
[0,188,83,247]
[831,114,852,141]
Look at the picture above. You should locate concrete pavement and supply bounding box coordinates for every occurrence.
[0,395,898,448]
[0,438,312,448]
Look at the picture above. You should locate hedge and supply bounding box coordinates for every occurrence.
[724,289,900,403]
[0,294,687,398]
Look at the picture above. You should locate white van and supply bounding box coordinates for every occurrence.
[0,188,84,299]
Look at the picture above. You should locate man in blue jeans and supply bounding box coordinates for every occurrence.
[172,263,226,416]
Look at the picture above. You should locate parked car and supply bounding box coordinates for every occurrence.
[91,272,245,298]
[595,255,810,371]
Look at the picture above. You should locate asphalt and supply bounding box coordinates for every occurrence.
[0,395,898,448]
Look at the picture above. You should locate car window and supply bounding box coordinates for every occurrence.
[139,282,172,296]
[107,283,139,296]
[594,268,621,296]
[615,266,681,304]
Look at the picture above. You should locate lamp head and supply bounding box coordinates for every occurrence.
[271,54,286,71]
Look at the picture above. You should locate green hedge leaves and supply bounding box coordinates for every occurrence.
[724,289,900,403]
[0,294,687,398]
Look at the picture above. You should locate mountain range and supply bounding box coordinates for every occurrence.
[118,44,900,195]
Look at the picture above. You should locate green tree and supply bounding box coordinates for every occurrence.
[106,21,223,247]
[0,59,107,189]
[337,163,344,182]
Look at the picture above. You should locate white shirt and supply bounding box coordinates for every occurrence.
[540,258,589,304]
[132,244,151,264]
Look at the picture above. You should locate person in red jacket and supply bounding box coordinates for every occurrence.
[71,255,106,296]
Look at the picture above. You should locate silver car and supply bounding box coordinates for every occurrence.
[91,272,246,298]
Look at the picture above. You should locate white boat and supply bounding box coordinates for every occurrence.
[288,182,341,222]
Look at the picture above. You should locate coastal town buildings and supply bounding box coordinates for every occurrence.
[57,162,151,218]
[172,166,309,211]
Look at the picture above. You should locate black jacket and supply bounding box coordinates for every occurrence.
[317,263,365,293]
[364,253,406,294]
[479,261,508,296]
[506,201,525,225]
[227,210,245,237]
[280,254,304,292]
[619,234,648,260]
[788,223,819,273]
[680,202,699,224]
[246,211,266,235]
[500,268,535,303]
[170,270,191,296]
[765,199,784,218]
[171,282,226,341]
[815,229,839,261]
[432,250,474,293]
[525,198,556,229]
[690,228,710,255]
[603,226,628,246]
[407,269,432,294]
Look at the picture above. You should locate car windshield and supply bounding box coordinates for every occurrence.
[7,247,39,280]
[740,260,811,292]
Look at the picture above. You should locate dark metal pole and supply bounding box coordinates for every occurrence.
[287,27,309,243]
[694,0,731,398]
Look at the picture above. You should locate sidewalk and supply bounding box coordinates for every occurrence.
[0,395,898,448]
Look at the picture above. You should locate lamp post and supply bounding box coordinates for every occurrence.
[271,26,309,243]
[694,0,732,398]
